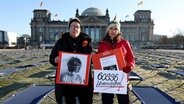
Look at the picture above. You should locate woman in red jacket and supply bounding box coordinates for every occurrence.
[98,18,135,104]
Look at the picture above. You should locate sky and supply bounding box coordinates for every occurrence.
[0,0,184,37]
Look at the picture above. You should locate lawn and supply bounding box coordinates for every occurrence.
[0,49,183,104]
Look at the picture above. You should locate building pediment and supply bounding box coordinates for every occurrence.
[81,17,105,24]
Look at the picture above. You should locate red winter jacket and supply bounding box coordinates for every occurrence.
[98,39,135,73]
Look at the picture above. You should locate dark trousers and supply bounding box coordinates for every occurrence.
[55,84,93,104]
[102,93,129,104]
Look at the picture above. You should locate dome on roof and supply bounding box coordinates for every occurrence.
[81,7,103,16]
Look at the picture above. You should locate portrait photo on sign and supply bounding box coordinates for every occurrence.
[56,52,91,86]
[100,55,119,71]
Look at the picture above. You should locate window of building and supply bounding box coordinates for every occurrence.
[49,28,54,33]
[95,27,100,42]
[142,35,145,41]
[49,34,54,41]
[38,27,43,32]
[90,27,95,42]
[130,35,135,41]
[39,35,42,42]
[85,27,89,35]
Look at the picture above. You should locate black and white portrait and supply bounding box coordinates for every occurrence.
[58,52,90,85]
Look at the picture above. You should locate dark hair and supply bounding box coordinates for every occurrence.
[68,17,81,28]
[67,57,82,72]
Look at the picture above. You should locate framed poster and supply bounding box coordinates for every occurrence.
[92,48,126,70]
[56,51,91,86]
[94,70,128,94]
[100,55,119,70]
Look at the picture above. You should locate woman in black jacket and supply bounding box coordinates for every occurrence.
[49,17,93,104]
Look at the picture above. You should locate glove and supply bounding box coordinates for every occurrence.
[123,66,132,73]
[54,56,59,63]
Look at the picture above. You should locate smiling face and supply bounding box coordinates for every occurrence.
[108,25,119,39]
[69,22,81,38]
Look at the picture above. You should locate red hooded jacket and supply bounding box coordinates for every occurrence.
[98,39,135,72]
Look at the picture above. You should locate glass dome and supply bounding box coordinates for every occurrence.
[81,7,103,16]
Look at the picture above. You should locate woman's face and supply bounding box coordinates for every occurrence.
[108,26,119,39]
[69,22,81,38]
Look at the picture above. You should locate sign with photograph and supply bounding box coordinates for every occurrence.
[100,55,119,70]
[92,48,126,70]
[94,70,128,94]
[56,51,91,86]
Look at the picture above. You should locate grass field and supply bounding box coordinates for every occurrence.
[0,49,183,104]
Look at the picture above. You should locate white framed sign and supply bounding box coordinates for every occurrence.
[94,70,128,94]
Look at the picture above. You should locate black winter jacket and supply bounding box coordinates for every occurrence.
[49,32,92,66]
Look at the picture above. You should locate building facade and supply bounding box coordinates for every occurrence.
[30,7,154,48]
[0,30,17,48]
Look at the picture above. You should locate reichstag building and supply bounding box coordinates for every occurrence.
[30,7,154,48]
